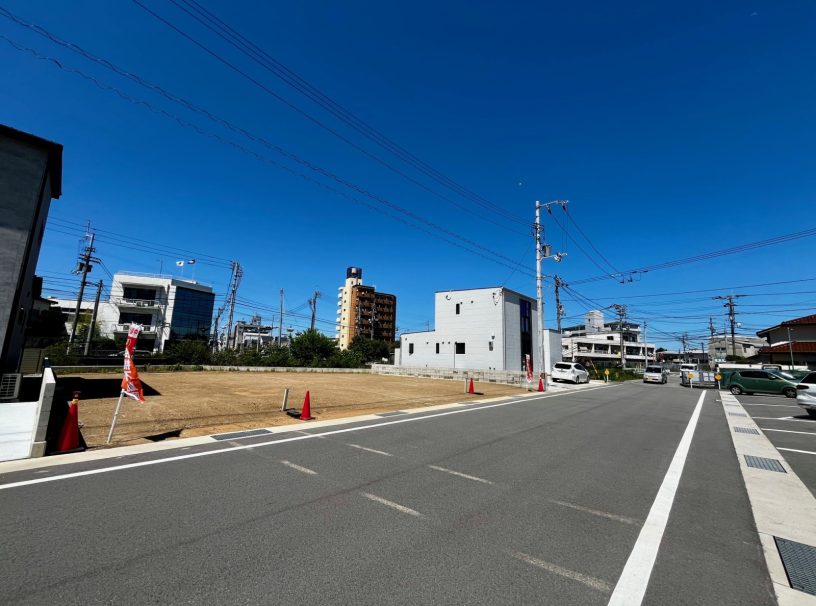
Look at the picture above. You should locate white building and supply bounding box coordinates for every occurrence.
[49,273,217,353]
[561,310,656,368]
[396,287,561,372]
[708,334,766,362]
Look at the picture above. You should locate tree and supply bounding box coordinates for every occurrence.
[349,336,391,363]
[165,340,211,364]
[289,329,337,367]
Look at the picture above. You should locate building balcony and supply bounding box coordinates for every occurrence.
[114,297,162,309]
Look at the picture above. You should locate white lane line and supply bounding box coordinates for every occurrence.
[548,499,638,526]
[346,443,393,457]
[279,460,317,475]
[427,464,494,485]
[361,493,422,517]
[752,416,812,422]
[741,403,801,408]
[778,447,816,456]
[607,390,705,606]
[509,551,612,593]
[758,428,816,437]
[0,385,613,491]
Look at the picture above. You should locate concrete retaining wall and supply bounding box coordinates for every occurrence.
[371,364,529,386]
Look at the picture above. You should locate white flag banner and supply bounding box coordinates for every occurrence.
[187,259,196,265]
[175,260,185,267]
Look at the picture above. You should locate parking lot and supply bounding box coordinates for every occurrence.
[733,392,816,496]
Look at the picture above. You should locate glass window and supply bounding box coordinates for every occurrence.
[409,343,414,354]
[168,287,215,341]
[455,303,460,315]
[802,373,816,384]
[435,343,439,354]
[123,286,158,302]
[455,342,465,354]
[119,312,152,326]
[488,341,493,351]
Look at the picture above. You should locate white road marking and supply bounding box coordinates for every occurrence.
[778,447,816,456]
[607,390,705,606]
[33,469,52,474]
[361,492,422,517]
[346,443,393,457]
[279,460,317,475]
[758,428,816,437]
[548,499,638,525]
[0,385,613,491]
[427,464,494,485]
[509,551,612,593]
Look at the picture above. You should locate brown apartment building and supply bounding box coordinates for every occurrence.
[336,267,397,349]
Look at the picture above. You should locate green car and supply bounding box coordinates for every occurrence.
[726,369,798,398]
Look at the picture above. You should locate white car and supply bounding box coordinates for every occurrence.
[795,372,816,418]
[551,362,589,384]
[643,365,668,384]
[679,363,697,374]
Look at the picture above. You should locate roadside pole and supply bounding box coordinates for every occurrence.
[106,390,126,444]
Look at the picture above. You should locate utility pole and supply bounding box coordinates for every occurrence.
[713,295,745,359]
[709,317,716,363]
[225,261,242,349]
[82,280,103,356]
[612,304,627,368]
[681,333,689,362]
[642,320,648,365]
[67,229,97,354]
[278,288,284,345]
[309,291,321,331]
[535,200,568,381]
[554,275,565,333]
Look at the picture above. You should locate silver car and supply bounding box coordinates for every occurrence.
[643,365,668,384]
[551,362,590,384]
[795,372,816,418]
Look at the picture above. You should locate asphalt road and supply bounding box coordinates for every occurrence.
[0,382,775,605]
[734,391,816,498]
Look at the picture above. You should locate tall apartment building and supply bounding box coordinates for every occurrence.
[336,267,397,349]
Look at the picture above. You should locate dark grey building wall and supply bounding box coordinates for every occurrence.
[0,127,62,374]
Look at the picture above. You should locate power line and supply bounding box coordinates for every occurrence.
[569,227,816,285]
[162,0,530,228]
[0,30,535,277]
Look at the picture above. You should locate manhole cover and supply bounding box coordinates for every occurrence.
[775,537,816,596]
[744,455,786,473]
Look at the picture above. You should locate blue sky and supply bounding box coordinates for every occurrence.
[2,0,815,348]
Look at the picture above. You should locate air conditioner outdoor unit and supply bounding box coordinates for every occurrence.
[0,373,22,400]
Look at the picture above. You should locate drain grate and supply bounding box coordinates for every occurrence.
[728,412,747,417]
[212,428,271,441]
[775,537,816,596]
[744,455,786,473]
[734,426,760,435]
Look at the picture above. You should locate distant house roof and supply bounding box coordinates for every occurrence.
[759,342,816,354]
[757,313,816,337]
[0,124,63,198]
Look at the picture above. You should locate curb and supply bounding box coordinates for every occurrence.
[720,391,816,605]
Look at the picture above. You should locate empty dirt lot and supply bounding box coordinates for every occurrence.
[59,371,527,447]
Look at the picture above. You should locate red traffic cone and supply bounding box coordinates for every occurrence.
[467,378,475,394]
[537,378,544,392]
[300,390,314,421]
[57,396,80,452]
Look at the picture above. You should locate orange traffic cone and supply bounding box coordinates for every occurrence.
[537,378,544,392]
[300,390,314,421]
[467,378,475,394]
[57,393,81,452]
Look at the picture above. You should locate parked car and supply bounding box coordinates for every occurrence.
[551,362,589,384]
[795,372,816,418]
[726,369,798,398]
[643,365,668,384]
[679,363,698,374]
